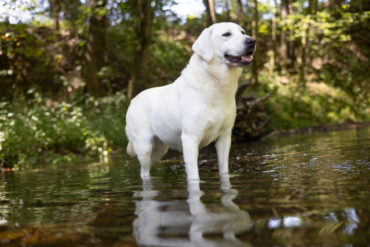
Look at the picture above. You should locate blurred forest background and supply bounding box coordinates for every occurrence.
[0,0,369,169]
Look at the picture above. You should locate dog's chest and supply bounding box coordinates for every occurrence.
[198,102,235,148]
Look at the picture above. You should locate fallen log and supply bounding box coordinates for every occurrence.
[232,82,274,143]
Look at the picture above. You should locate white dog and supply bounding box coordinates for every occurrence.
[125,22,256,180]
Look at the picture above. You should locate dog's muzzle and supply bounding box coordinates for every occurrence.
[244,38,256,56]
[224,38,256,66]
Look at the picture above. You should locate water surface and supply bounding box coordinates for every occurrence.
[0,127,369,246]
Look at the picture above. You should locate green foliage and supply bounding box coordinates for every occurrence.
[0,0,369,167]
[249,71,370,130]
[84,92,128,148]
[0,89,127,169]
[279,9,369,89]
[0,23,84,98]
[150,32,191,84]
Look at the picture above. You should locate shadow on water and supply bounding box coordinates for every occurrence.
[0,126,369,246]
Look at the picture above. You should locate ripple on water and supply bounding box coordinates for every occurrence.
[0,127,369,246]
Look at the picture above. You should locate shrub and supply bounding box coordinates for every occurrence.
[0,91,127,169]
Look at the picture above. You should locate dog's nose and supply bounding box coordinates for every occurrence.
[245,38,256,46]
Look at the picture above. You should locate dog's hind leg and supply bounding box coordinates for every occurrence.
[126,141,136,157]
[151,137,168,164]
[132,136,153,180]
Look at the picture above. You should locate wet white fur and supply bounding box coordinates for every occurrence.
[125,22,251,180]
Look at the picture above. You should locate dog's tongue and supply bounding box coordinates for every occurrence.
[242,55,253,63]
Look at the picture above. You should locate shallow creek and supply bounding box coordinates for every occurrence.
[0,127,369,246]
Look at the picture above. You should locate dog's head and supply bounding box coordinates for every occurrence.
[192,22,255,67]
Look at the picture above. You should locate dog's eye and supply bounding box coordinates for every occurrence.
[241,30,245,35]
[222,32,232,37]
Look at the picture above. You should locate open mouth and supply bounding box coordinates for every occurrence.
[224,54,253,65]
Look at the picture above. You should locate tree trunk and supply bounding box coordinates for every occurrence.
[236,0,245,25]
[83,0,107,96]
[127,0,154,99]
[49,0,60,31]
[280,0,289,68]
[299,20,307,87]
[203,0,217,26]
[299,0,315,87]
[224,0,231,21]
[62,0,82,29]
[309,0,318,14]
[251,0,258,85]
[288,3,295,67]
[270,0,277,74]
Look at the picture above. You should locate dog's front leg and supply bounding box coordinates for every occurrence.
[215,131,232,175]
[181,134,200,180]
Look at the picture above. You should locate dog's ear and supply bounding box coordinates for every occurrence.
[192,27,213,62]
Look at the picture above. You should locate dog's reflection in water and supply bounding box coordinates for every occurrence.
[133,176,251,247]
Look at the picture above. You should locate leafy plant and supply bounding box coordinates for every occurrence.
[0,90,127,169]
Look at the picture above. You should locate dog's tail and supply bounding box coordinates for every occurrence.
[126,141,136,157]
